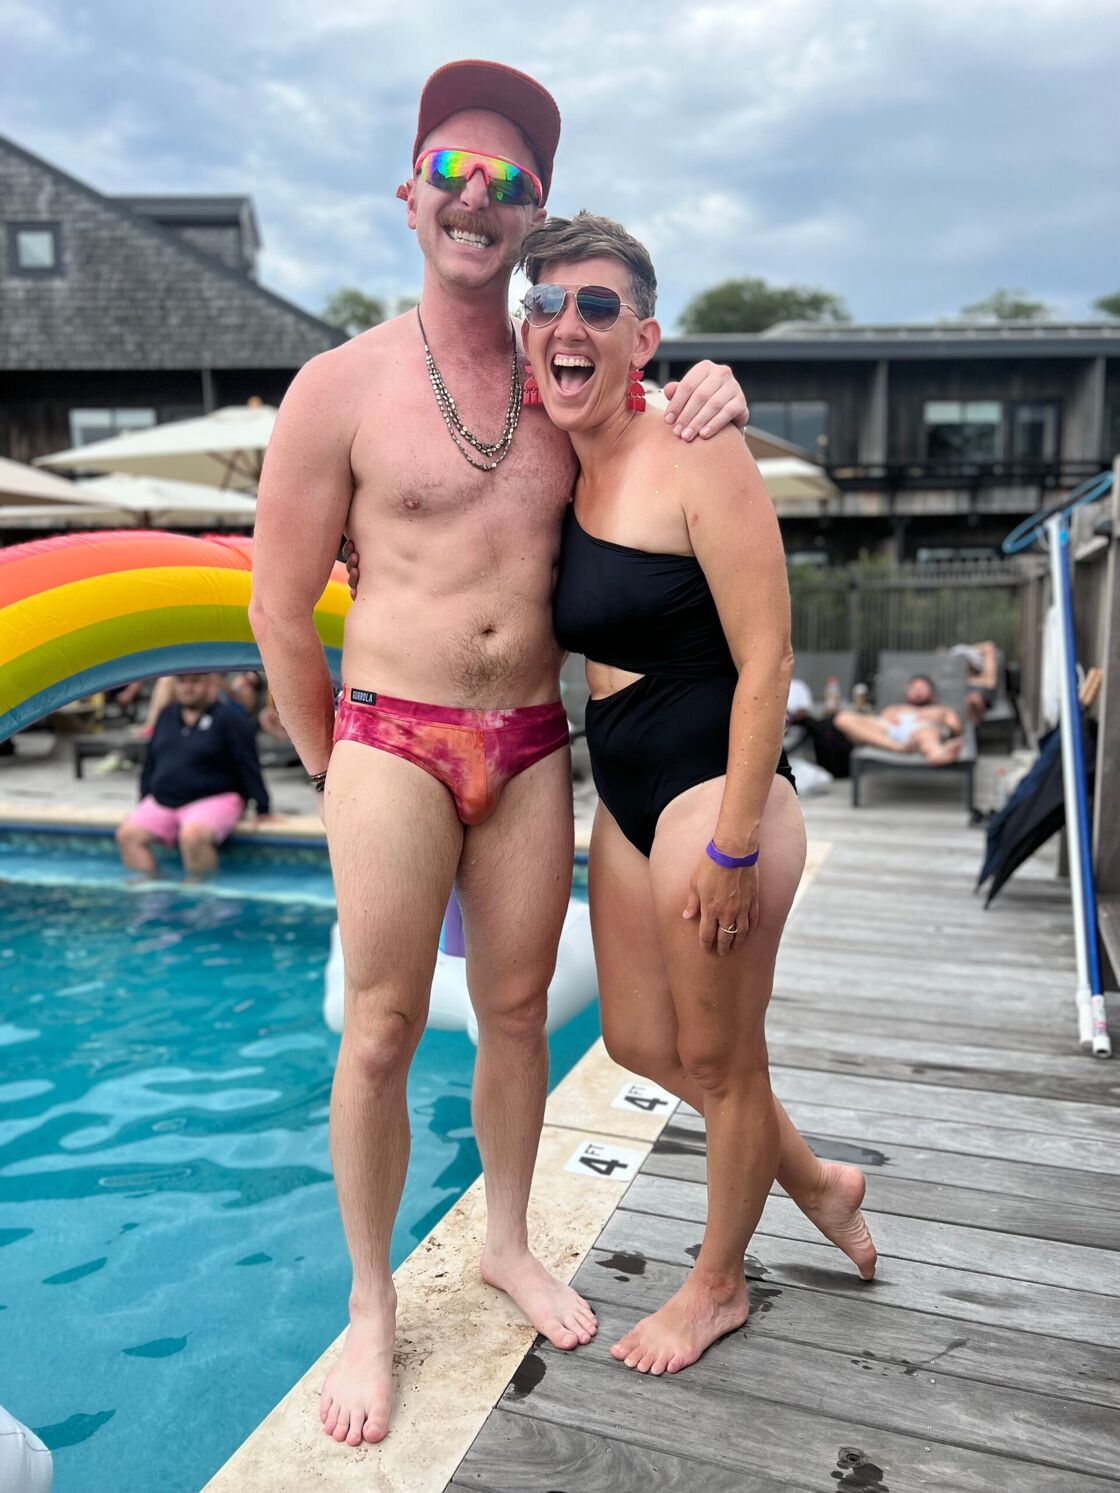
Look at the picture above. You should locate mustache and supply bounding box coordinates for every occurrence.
[440,209,496,239]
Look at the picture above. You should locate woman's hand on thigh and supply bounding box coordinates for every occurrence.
[683,856,759,956]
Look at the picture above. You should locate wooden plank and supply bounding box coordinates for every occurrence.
[643,1143,1120,1250]
[448,1411,806,1493]
[571,1298,1120,1477]
[495,1336,1120,1491]
[773,957,1077,1004]
[576,1247,1120,1411]
[764,1038,1120,1107]
[619,1175,1120,1296]
[771,1068,1120,1140]
[769,1099,1120,1173]
[656,1111,1120,1210]
[767,994,1073,1050]
[769,1025,1118,1087]
[780,916,1075,952]
[595,1207,1120,1347]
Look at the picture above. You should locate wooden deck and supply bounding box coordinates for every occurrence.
[449,786,1120,1492]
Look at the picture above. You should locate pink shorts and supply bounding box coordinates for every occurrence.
[127,792,245,848]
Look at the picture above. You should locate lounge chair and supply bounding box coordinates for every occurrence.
[850,651,976,814]
[785,650,857,754]
[790,650,858,704]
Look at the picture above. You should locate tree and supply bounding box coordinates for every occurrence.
[321,287,387,337]
[959,288,1053,322]
[678,277,849,335]
[1094,292,1120,318]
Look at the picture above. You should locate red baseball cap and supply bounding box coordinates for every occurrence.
[412,59,561,204]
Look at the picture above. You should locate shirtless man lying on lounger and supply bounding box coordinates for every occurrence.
[834,674,964,766]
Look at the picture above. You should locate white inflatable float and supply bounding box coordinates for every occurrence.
[323,890,597,1043]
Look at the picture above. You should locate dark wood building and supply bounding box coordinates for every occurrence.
[0,132,344,465]
[656,323,1120,562]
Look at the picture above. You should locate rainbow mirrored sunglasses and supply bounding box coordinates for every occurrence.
[395,147,543,208]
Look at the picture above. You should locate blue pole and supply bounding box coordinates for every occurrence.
[1056,519,1104,1000]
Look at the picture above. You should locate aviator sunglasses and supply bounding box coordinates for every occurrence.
[522,283,639,331]
[396,147,544,207]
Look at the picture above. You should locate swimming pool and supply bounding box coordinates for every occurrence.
[0,831,598,1493]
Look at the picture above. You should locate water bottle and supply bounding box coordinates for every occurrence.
[824,676,842,715]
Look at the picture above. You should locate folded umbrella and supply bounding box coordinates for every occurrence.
[978,717,1097,906]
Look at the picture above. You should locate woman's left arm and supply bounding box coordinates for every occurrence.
[681,434,794,953]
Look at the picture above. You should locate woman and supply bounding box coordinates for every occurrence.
[520,212,875,1375]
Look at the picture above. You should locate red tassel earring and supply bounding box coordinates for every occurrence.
[522,366,542,407]
[627,367,647,413]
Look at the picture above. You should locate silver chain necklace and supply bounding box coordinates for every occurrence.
[417,308,522,472]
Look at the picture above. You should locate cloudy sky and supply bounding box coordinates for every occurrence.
[3,0,1117,330]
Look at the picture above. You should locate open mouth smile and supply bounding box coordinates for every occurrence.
[551,353,596,396]
[443,224,494,249]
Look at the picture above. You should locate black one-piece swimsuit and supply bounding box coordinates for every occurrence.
[553,505,796,858]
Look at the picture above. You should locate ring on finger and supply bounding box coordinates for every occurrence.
[719,922,739,935]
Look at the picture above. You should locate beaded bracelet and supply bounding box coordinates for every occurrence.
[309,770,328,794]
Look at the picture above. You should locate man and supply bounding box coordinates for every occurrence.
[115,673,270,878]
[250,60,764,1449]
[834,673,965,766]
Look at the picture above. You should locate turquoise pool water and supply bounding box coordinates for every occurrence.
[0,832,598,1493]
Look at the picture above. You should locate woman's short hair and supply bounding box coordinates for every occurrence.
[519,210,657,319]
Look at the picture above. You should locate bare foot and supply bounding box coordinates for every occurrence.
[481,1247,597,1349]
[803,1160,877,1279]
[319,1287,397,1447]
[610,1273,748,1374]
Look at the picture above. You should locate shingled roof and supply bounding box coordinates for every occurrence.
[0,132,344,372]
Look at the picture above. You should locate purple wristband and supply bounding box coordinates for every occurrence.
[706,838,759,869]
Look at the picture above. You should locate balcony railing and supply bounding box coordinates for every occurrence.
[828,458,1107,493]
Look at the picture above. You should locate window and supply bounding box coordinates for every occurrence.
[1011,401,1059,462]
[924,400,1003,462]
[68,408,157,448]
[8,223,61,274]
[750,400,829,452]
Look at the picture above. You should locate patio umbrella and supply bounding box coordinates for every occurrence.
[0,476,257,529]
[0,456,92,506]
[977,717,1097,907]
[34,403,277,491]
[78,474,257,525]
[757,456,840,505]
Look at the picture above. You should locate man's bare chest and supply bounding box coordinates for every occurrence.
[352,393,576,529]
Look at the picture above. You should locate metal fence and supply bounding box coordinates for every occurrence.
[789,559,1028,685]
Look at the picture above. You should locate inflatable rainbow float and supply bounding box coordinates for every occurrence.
[0,528,597,1034]
[0,530,349,740]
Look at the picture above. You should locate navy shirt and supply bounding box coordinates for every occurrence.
[140,699,270,813]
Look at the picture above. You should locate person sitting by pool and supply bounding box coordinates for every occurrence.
[132,671,259,740]
[519,211,876,1377]
[832,674,964,766]
[115,673,272,879]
